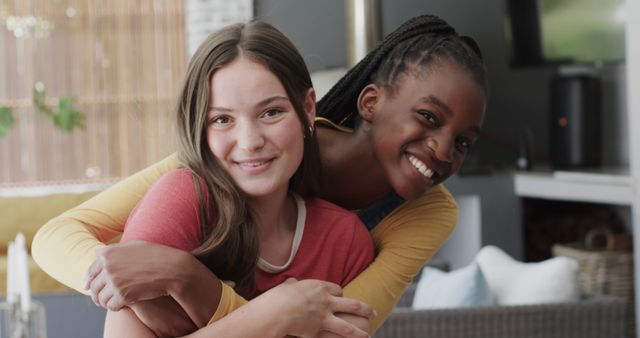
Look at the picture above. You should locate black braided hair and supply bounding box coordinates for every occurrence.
[317,14,486,128]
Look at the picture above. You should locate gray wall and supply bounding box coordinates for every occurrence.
[255,0,628,169]
[256,0,346,71]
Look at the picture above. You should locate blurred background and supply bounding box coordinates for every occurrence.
[0,0,629,185]
[1,1,638,337]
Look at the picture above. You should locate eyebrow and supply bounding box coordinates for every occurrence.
[421,95,482,135]
[209,96,290,112]
[421,95,452,117]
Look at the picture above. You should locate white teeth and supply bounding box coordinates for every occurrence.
[240,161,268,167]
[408,155,434,179]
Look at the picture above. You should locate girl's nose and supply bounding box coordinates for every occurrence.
[236,121,265,152]
[427,136,454,163]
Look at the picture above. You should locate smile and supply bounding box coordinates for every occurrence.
[233,157,275,173]
[408,154,435,179]
[237,160,271,167]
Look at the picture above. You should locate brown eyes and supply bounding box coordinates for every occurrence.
[418,110,438,126]
[209,115,231,126]
[455,137,473,153]
[261,108,283,118]
[418,110,475,153]
[208,107,285,128]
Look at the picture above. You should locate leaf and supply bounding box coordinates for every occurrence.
[54,97,85,132]
[31,83,85,133]
[33,86,54,117]
[0,106,14,138]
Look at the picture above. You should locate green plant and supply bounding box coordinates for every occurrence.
[33,86,84,132]
[0,85,85,138]
[0,106,14,137]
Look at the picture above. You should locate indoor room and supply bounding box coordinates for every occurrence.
[1,0,638,337]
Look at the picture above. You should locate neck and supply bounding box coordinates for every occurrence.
[316,124,392,210]
[249,188,298,266]
[249,188,296,239]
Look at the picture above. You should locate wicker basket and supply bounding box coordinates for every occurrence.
[551,228,634,301]
[553,227,636,337]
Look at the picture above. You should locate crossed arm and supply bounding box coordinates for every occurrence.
[89,243,374,338]
[32,153,457,336]
[90,241,373,338]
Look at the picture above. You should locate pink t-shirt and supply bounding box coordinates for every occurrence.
[121,169,373,294]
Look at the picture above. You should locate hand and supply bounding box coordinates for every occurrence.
[316,313,371,338]
[84,240,191,311]
[264,278,375,338]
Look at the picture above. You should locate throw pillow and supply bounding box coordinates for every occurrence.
[412,261,493,309]
[475,245,580,305]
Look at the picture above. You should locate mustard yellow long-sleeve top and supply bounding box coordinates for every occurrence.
[32,155,457,332]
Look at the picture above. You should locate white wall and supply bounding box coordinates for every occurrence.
[444,173,523,261]
[185,0,253,58]
[434,195,482,269]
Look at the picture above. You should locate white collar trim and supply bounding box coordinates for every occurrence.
[257,193,306,273]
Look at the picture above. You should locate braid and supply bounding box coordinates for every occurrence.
[317,14,485,128]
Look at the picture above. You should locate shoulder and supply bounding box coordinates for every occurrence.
[156,168,196,186]
[122,168,205,248]
[414,184,457,209]
[374,184,458,236]
[140,168,211,215]
[305,196,362,223]
[304,197,369,241]
[135,168,203,212]
[390,184,458,220]
[148,168,201,197]
[314,117,353,133]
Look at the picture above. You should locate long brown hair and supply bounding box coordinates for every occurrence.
[175,20,321,297]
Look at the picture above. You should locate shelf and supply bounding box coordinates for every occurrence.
[514,169,633,206]
[0,178,117,197]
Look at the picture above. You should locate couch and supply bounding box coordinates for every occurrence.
[0,189,101,295]
[0,187,128,337]
[374,283,629,338]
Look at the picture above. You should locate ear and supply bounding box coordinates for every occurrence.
[357,84,381,122]
[303,87,316,124]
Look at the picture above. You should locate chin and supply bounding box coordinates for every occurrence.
[394,184,427,201]
[239,186,276,198]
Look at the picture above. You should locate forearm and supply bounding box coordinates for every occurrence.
[131,274,251,337]
[32,153,180,293]
[183,279,373,338]
[168,254,225,328]
[124,245,246,327]
[180,293,286,338]
[32,219,107,294]
[131,297,197,337]
[105,308,156,338]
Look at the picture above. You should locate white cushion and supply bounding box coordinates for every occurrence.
[412,261,493,309]
[476,245,580,305]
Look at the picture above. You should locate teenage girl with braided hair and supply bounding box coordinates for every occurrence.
[33,14,487,337]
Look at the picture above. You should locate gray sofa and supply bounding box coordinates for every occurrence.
[374,284,630,338]
[8,287,629,338]
[2,293,106,338]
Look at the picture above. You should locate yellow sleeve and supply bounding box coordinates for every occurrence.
[342,184,457,332]
[31,153,181,294]
[207,283,248,325]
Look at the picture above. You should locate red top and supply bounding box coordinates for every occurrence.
[122,169,373,294]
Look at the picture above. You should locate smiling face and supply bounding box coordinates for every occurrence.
[360,60,486,201]
[206,56,314,198]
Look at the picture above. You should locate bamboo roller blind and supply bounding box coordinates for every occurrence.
[0,0,186,185]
